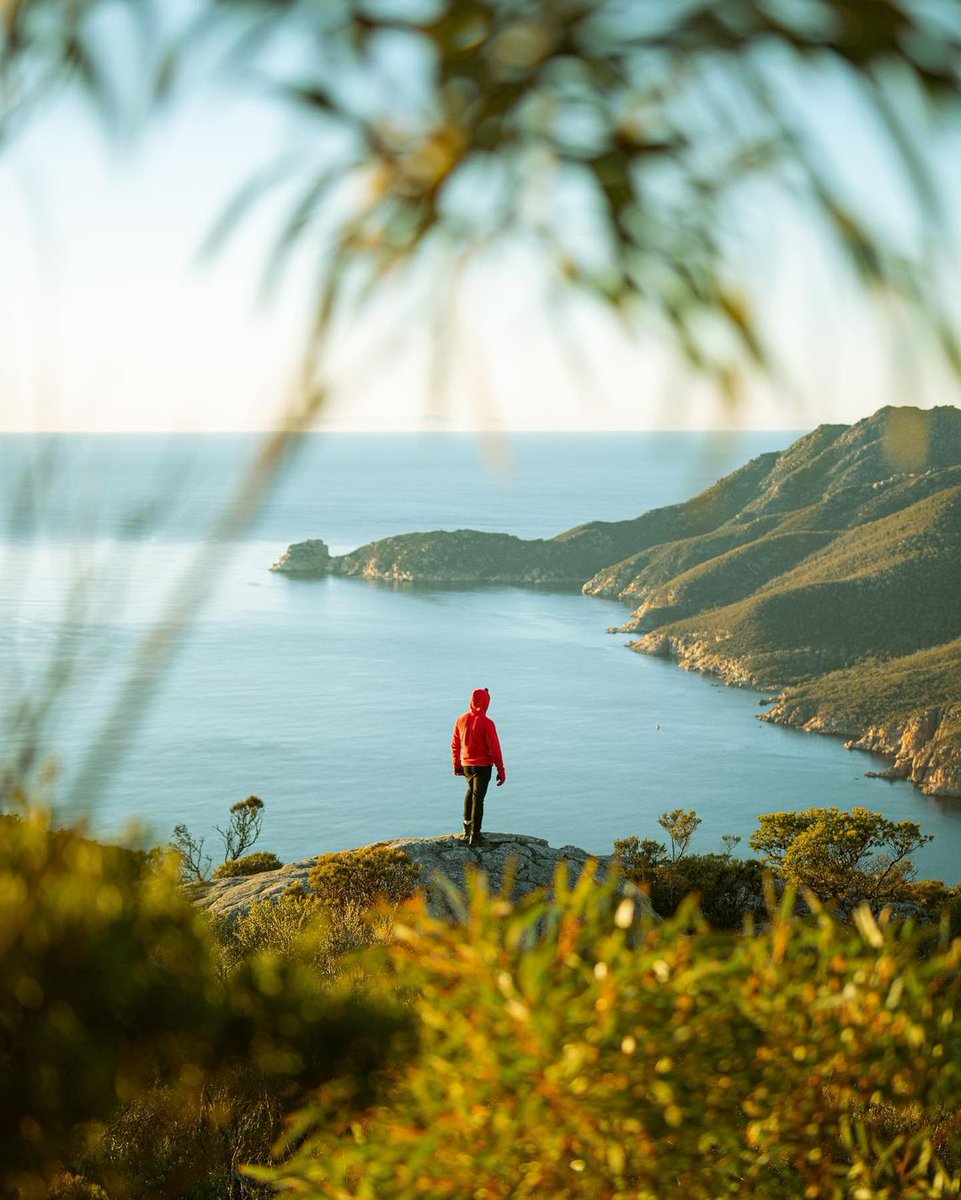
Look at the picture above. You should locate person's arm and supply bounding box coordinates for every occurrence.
[487,719,506,785]
[451,722,464,775]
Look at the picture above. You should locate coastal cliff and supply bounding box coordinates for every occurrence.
[270,406,961,796]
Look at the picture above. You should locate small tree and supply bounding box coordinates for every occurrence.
[658,809,702,861]
[171,823,212,882]
[721,834,741,858]
[613,836,668,875]
[750,807,933,905]
[217,795,264,863]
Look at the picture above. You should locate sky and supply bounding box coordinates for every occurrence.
[1,19,959,434]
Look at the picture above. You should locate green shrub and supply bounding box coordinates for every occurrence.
[0,812,224,1194]
[0,811,407,1197]
[212,851,283,880]
[751,806,932,904]
[170,796,268,882]
[307,845,421,912]
[616,817,765,929]
[87,1073,280,1200]
[650,854,766,929]
[612,835,668,873]
[214,895,327,974]
[253,866,961,1199]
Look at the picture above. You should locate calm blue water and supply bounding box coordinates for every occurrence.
[2,433,959,880]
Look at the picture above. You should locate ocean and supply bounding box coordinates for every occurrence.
[2,431,959,881]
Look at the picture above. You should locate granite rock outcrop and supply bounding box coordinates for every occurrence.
[192,832,655,923]
[270,538,331,574]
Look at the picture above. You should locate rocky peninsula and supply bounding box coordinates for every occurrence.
[193,832,653,922]
[271,406,961,798]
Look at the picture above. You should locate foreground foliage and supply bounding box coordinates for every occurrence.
[258,867,961,1200]
[0,813,406,1200]
[8,808,961,1198]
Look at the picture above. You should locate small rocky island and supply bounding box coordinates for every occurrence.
[193,832,651,922]
[271,406,961,797]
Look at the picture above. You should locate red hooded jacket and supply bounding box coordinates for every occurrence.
[451,688,505,777]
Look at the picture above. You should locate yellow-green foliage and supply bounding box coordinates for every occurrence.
[0,813,220,1194]
[212,851,283,880]
[751,807,932,903]
[47,1173,109,1200]
[618,848,766,930]
[255,866,961,1200]
[307,846,421,913]
[0,812,406,1199]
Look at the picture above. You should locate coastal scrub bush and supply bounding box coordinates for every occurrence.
[652,855,765,929]
[253,866,961,1199]
[0,812,220,1193]
[0,811,409,1197]
[211,851,283,880]
[48,1172,109,1199]
[750,806,933,904]
[307,845,421,914]
[215,895,327,974]
[86,1069,285,1200]
[612,835,668,873]
[614,837,765,929]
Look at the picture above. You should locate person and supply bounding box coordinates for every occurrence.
[451,687,506,848]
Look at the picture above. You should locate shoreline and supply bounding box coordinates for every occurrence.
[631,629,961,800]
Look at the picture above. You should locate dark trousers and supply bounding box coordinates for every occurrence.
[463,765,492,833]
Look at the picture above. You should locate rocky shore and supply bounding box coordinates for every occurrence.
[632,631,961,798]
[763,696,961,799]
[193,832,655,922]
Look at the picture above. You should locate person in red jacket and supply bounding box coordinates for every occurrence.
[451,687,506,847]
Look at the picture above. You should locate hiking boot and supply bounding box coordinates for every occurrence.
[463,821,472,840]
[469,830,483,848]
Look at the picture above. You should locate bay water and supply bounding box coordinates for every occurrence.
[2,432,958,880]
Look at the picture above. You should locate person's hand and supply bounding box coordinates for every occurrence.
[496,770,506,786]
[454,766,465,776]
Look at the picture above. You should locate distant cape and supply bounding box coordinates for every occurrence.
[271,406,961,799]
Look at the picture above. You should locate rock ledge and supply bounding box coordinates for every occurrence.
[192,832,652,922]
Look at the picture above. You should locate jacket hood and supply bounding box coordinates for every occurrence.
[470,688,491,714]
